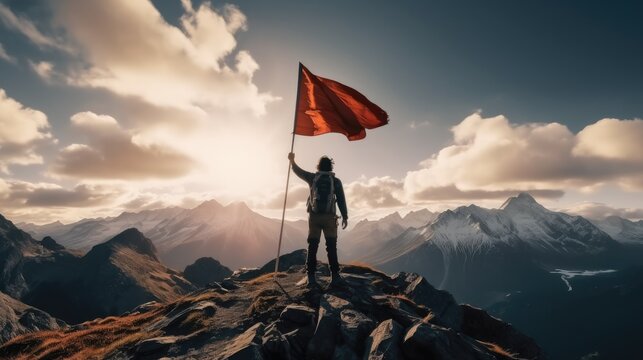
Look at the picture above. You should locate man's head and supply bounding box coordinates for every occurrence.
[317,156,334,172]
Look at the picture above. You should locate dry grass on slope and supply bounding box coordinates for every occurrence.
[0,306,164,360]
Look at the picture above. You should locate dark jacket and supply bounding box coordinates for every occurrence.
[292,162,348,219]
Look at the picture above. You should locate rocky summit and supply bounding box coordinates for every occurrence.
[0,251,545,359]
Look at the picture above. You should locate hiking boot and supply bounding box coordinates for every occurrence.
[330,272,347,288]
[298,274,320,288]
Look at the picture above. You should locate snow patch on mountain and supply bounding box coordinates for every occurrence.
[592,216,643,244]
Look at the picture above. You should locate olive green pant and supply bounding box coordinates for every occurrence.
[306,213,340,275]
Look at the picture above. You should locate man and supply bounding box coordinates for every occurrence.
[288,152,348,288]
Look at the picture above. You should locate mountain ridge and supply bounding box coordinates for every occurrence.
[20,200,308,270]
[0,216,195,324]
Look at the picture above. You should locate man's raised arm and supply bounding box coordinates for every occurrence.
[288,152,314,185]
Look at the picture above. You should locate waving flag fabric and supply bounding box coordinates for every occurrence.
[294,63,389,141]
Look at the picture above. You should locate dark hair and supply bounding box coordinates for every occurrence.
[317,156,334,172]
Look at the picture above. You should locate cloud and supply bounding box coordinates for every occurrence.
[0,4,69,51]
[119,195,167,211]
[261,185,310,209]
[404,113,643,200]
[29,60,54,80]
[409,120,431,129]
[51,112,195,180]
[0,42,15,63]
[413,185,564,201]
[564,202,643,221]
[346,176,405,209]
[51,0,277,116]
[0,89,53,172]
[117,96,207,132]
[574,118,643,161]
[262,177,407,212]
[0,179,119,208]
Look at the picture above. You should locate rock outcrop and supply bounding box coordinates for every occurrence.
[0,291,66,344]
[183,257,233,287]
[0,250,546,359]
[40,236,65,251]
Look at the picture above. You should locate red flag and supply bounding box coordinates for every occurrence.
[294,63,389,141]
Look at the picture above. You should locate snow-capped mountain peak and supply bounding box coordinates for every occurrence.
[500,192,546,213]
[416,193,616,255]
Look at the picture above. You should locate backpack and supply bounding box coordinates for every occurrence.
[309,171,336,214]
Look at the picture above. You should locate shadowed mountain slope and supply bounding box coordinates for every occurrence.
[0,214,195,325]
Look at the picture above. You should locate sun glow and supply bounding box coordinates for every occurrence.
[141,118,287,200]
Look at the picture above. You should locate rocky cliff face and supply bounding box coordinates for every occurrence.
[0,251,546,359]
[0,291,66,344]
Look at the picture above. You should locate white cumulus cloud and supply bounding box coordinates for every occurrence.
[0,89,53,172]
[51,0,277,117]
[51,112,195,180]
[404,113,643,200]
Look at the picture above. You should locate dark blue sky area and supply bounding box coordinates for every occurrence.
[3,0,642,133]
[158,0,641,133]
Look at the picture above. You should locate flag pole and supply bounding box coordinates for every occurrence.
[274,62,303,282]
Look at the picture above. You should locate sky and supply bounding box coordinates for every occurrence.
[0,0,642,224]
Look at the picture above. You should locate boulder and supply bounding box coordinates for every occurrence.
[183,257,232,287]
[40,236,65,251]
[372,295,426,327]
[339,309,376,353]
[219,322,265,360]
[332,344,360,360]
[154,300,216,334]
[280,304,316,326]
[259,249,308,274]
[285,327,316,359]
[363,319,403,360]
[262,323,292,360]
[396,272,463,330]
[136,336,179,356]
[306,295,350,360]
[402,321,495,360]
[459,304,546,360]
[231,267,263,281]
[278,307,317,358]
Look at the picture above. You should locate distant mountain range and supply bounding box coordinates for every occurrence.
[342,192,643,359]
[20,200,308,270]
[590,215,643,244]
[20,194,643,273]
[356,193,622,305]
[339,209,437,257]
